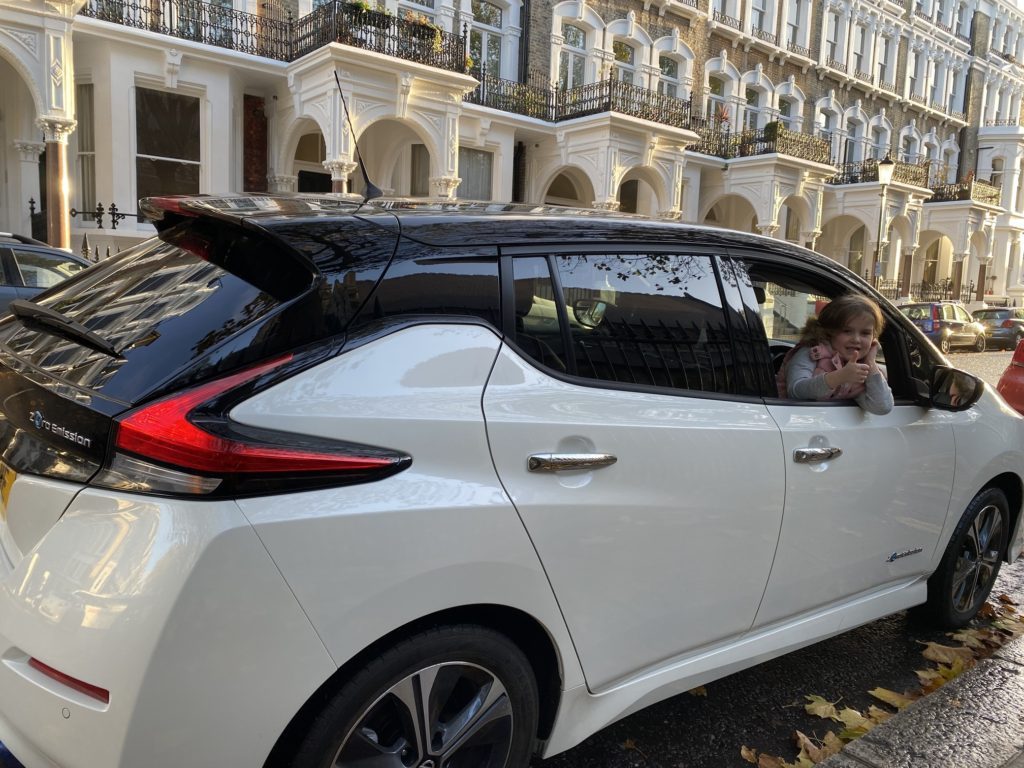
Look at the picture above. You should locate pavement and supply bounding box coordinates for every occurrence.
[819,633,1024,768]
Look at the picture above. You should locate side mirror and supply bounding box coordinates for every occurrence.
[930,366,983,411]
[572,298,608,329]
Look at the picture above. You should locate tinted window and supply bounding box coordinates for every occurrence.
[0,218,394,403]
[11,249,86,289]
[512,257,568,372]
[352,242,500,330]
[551,252,739,394]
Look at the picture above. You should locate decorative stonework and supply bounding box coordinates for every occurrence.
[165,49,183,89]
[430,175,461,198]
[1,26,38,55]
[268,175,298,193]
[36,117,76,143]
[591,199,620,210]
[14,140,45,162]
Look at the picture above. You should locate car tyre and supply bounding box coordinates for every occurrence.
[921,487,1009,628]
[974,334,986,352]
[939,336,951,355]
[284,625,539,768]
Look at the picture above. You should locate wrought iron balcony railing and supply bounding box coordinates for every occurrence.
[829,159,931,188]
[712,10,741,29]
[752,27,777,45]
[688,123,831,164]
[80,0,468,73]
[928,179,1002,206]
[787,41,812,58]
[826,58,847,73]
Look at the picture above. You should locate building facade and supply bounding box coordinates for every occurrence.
[2,0,1024,305]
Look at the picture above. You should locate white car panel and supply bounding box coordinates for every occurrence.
[0,490,335,768]
[0,473,79,564]
[483,345,786,692]
[231,325,584,688]
[755,401,955,626]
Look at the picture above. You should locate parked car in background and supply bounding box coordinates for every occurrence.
[973,307,1024,350]
[0,196,1021,768]
[998,339,1024,414]
[899,301,987,354]
[0,232,90,314]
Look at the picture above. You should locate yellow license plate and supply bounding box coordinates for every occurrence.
[0,462,15,524]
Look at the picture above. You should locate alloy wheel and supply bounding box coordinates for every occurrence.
[331,661,514,768]
[951,503,1005,614]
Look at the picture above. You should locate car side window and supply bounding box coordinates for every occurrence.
[11,249,85,289]
[542,252,742,395]
[954,305,972,322]
[511,257,569,373]
[942,305,957,321]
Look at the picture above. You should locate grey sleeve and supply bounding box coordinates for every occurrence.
[785,348,833,400]
[855,371,895,415]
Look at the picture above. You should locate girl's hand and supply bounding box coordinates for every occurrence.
[830,357,870,388]
[865,339,880,366]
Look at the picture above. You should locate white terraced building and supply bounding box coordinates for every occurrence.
[2,0,1024,305]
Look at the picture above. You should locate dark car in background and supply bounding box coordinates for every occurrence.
[973,307,1024,350]
[0,233,90,314]
[899,301,987,354]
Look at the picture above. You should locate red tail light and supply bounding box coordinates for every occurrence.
[1013,339,1024,366]
[931,305,941,321]
[1003,320,1015,328]
[96,355,411,497]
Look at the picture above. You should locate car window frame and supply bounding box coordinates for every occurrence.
[497,244,766,404]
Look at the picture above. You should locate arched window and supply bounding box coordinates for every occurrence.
[744,87,765,129]
[871,126,888,159]
[778,97,795,129]
[707,75,728,121]
[844,119,864,162]
[658,56,681,98]
[470,0,504,78]
[559,23,587,89]
[900,134,918,162]
[613,40,637,84]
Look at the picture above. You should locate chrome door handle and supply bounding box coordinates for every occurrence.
[794,447,842,464]
[527,453,618,472]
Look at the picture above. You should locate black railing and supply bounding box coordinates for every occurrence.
[985,118,1022,126]
[873,279,975,303]
[751,27,777,45]
[829,159,930,187]
[826,58,847,73]
[928,179,1002,206]
[465,72,694,129]
[787,41,811,58]
[712,10,741,29]
[688,123,831,164]
[69,201,143,229]
[81,0,467,73]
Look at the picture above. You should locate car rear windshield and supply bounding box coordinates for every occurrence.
[973,310,1009,320]
[0,216,396,404]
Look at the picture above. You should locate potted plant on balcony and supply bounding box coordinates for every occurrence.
[403,10,443,53]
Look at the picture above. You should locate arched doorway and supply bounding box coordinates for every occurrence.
[702,194,758,232]
[542,167,594,207]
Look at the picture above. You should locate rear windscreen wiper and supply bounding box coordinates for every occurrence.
[9,299,123,359]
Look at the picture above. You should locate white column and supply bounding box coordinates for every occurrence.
[14,141,45,238]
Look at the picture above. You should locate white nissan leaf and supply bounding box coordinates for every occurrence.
[0,195,1021,768]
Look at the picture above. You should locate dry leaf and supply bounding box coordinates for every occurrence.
[622,738,636,750]
[757,754,787,768]
[867,705,892,723]
[837,707,868,730]
[741,745,760,764]
[794,731,824,762]
[920,642,975,666]
[804,694,841,721]
[688,685,708,697]
[868,687,917,709]
[997,593,1018,605]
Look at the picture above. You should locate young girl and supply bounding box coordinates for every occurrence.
[777,293,894,415]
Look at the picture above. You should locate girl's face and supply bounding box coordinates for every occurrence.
[830,312,876,361]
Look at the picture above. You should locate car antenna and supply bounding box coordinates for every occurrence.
[334,70,383,202]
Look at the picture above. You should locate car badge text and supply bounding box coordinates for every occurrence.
[885,547,923,563]
[30,410,92,448]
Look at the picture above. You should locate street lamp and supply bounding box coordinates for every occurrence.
[872,154,896,286]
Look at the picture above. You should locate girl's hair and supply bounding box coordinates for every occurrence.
[800,293,885,344]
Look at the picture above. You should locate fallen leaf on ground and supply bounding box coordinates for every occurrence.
[687,685,707,697]
[920,641,975,666]
[803,694,840,721]
[868,687,918,709]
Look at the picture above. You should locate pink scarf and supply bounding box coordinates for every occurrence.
[776,341,866,400]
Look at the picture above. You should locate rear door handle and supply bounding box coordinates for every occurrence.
[528,453,617,472]
[793,447,842,464]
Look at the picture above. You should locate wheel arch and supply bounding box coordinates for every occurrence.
[982,471,1023,562]
[262,604,563,767]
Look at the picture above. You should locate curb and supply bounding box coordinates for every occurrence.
[818,635,1024,768]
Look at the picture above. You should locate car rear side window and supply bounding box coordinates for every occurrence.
[543,252,742,395]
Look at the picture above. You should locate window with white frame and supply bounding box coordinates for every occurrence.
[707,76,728,121]
[744,88,763,129]
[559,23,587,89]
[470,0,503,77]
[778,97,796,129]
[853,24,868,74]
[76,83,96,214]
[658,56,681,98]
[786,0,803,46]
[878,35,891,83]
[900,135,918,162]
[955,2,966,36]
[816,108,836,140]
[826,11,841,61]
[751,0,768,31]
[942,148,957,182]
[843,119,863,162]
[613,41,637,84]
[135,86,200,200]
[457,147,493,200]
[991,157,1004,188]
[871,126,887,159]
[908,49,920,95]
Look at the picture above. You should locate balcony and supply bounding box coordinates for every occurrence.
[928,179,1002,206]
[464,74,695,131]
[751,27,778,45]
[826,58,847,73]
[711,10,741,29]
[829,159,930,188]
[787,41,812,58]
[689,123,832,165]
[80,0,468,73]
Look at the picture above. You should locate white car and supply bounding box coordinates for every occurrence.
[0,196,1021,768]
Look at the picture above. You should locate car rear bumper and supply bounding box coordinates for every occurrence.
[0,740,27,768]
[0,486,335,768]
